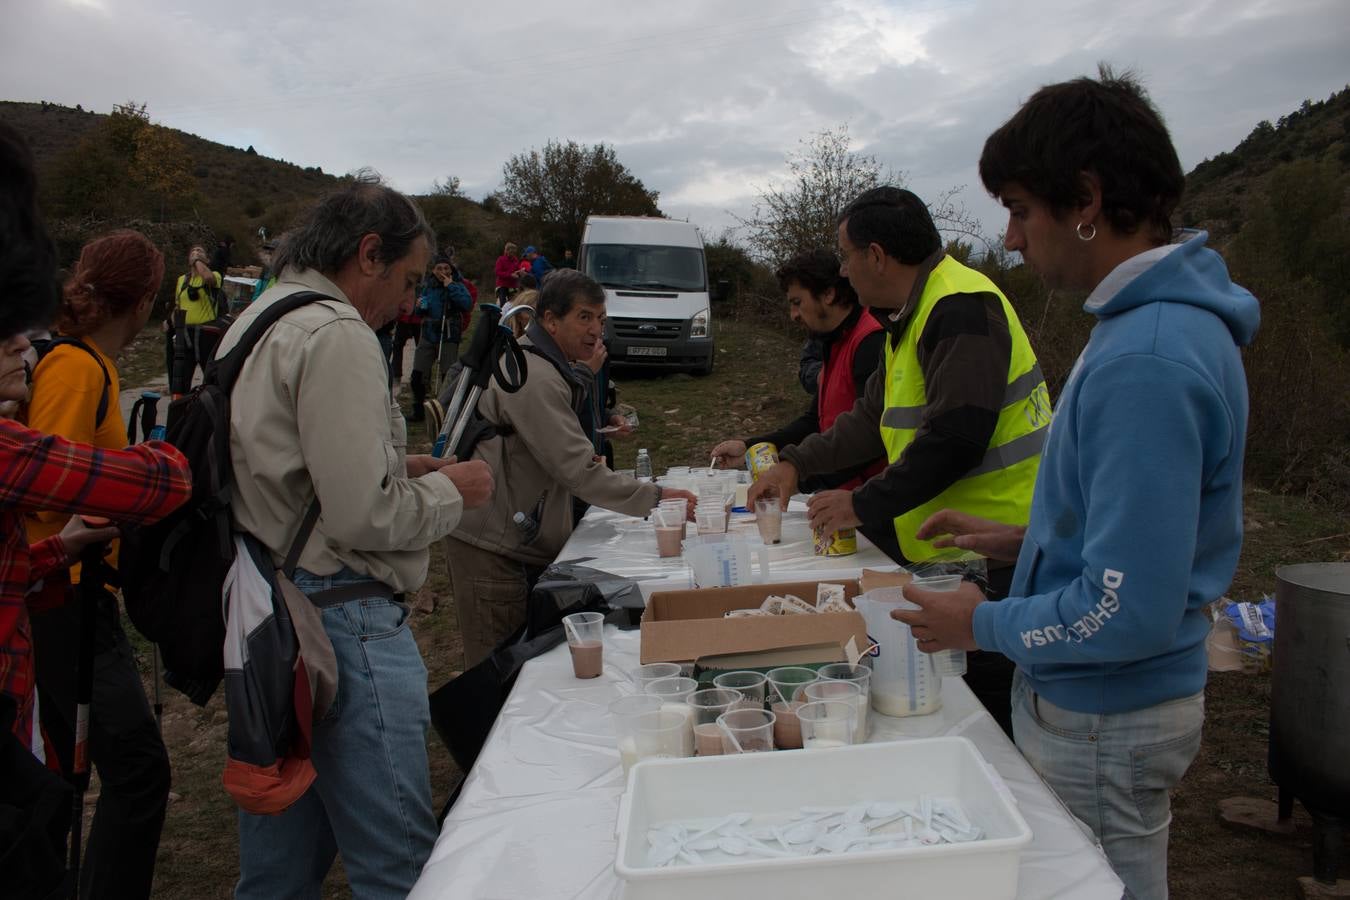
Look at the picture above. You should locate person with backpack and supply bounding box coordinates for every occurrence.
[217,177,492,900]
[444,269,694,667]
[493,241,520,303]
[409,254,472,419]
[169,243,225,397]
[23,230,180,900]
[0,124,192,898]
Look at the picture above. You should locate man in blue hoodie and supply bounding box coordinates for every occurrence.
[895,68,1260,900]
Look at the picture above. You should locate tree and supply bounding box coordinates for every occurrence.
[499,140,660,253]
[736,124,987,265]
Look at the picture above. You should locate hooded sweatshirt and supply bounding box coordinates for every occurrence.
[972,232,1260,714]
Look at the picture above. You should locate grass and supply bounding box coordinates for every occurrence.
[106,310,1350,897]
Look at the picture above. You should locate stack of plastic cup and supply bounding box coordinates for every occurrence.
[687,688,742,756]
[804,680,867,744]
[817,662,872,741]
[644,676,699,757]
[765,666,819,749]
[694,500,727,535]
[797,700,857,750]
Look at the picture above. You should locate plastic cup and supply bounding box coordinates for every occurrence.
[630,663,682,692]
[562,611,604,679]
[716,708,776,753]
[805,680,865,743]
[644,676,698,757]
[797,700,857,750]
[754,497,783,544]
[765,666,819,749]
[667,466,690,477]
[817,662,872,741]
[688,688,743,756]
[907,573,969,677]
[609,695,664,775]
[713,671,768,709]
[653,508,686,558]
[695,509,727,535]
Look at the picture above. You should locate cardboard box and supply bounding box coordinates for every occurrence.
[640,580,870,665]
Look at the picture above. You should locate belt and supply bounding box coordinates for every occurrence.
[306,581,401,608]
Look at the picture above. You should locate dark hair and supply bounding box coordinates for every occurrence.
[538,268,604,320]
[60,230,165,336]
[516,271,537,290]
[271,172,435,276]
[979,65,1184,243]
[0,122,59,339]
[838,187,941,265]
[776,250,858,307]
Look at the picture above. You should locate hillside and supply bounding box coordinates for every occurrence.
[1175,85,1350,241]
[0,100,518,288]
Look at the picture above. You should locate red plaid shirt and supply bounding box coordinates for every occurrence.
[0,419,191,754]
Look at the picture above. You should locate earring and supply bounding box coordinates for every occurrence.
[1076,222,1096,242]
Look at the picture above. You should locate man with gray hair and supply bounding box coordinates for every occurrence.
[444,268,695,666]
[220,176,493,899]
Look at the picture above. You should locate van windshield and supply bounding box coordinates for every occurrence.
[581,244,706,293]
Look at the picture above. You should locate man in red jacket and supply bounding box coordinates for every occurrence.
[493,241,520,303]
[711,248,887,492]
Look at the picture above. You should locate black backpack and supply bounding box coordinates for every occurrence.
[119,291,329,705]
[28,336,112,430]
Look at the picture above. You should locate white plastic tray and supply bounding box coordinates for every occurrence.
[615,737,1032,900]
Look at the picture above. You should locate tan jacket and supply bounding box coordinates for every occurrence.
[450,323,660,566]
[219,267,463,592]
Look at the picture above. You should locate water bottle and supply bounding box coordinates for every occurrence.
[512,511,540,545]
[635,448,653,481]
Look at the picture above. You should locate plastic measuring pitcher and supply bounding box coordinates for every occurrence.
[852,588,942,716]
[682,536,769,587]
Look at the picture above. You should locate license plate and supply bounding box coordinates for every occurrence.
[628,346,668,357]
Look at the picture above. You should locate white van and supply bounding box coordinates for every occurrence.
[579,216,714,375]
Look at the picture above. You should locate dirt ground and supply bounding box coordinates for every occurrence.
[100,316,1350,898]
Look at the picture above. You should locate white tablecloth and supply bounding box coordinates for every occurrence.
[410,628,1124,899]
[556,500,898,599]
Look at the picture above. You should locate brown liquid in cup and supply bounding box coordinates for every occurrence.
[772,700,803,749]
[569,640,603,678]
[655,526,683,558]
[694,722,723,756]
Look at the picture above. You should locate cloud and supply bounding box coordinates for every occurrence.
[4,0,1346,245]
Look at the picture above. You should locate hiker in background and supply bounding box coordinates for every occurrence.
[24,229,180,900]
[209,235,234,273]
[558,248,576,269]
[409,254,472,420]
[0,123,192,899]
[897,69,1260,900]
[222,177,491,899]
[387,279,424,396]
[169,243,224,396]
[525,245,553,284]
[494,241,520,303]
[249,239,279,301]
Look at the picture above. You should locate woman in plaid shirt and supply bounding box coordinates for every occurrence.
[0,126,192,767]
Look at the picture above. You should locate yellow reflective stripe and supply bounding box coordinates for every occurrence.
[966,425,1047,477]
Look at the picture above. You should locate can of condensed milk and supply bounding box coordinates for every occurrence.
[745,441,779,481]
[813,525,858,557]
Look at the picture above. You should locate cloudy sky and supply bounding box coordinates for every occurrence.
[5,0,1347,245]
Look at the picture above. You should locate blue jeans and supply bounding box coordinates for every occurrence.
[1011,671,1203,900]
[235,568,436,900]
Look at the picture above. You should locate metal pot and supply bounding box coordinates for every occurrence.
[1268,562,1350,884]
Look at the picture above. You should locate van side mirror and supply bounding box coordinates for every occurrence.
[712,279,731,302]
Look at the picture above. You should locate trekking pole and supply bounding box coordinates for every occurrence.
[431,304,531,459]
[127,392,167,732]
[69,516,112,895]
